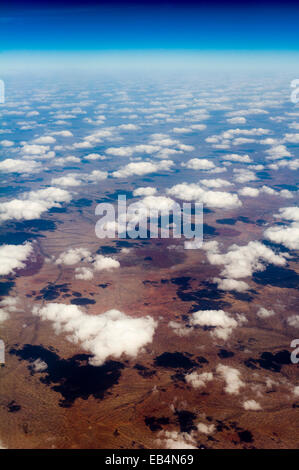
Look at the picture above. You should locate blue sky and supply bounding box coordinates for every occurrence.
[1,1,299,52]
[1,1,299,73]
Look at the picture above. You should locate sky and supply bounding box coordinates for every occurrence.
[0,1,299,72]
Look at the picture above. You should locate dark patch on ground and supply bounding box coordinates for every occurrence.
[143,280,159,286]
[71,291,82,297]
[172,280,231,312]
[230,291,255,302]
[244,350,292,373]
[275,184,298,192]
[197,356,209,364]
[262,239,293,254]
[0,219,56,245]
[145,416,170,432]
[96,245,119,255]
[253,265,299,289]
[0,281,15,296]
[71,198,93,208]
[203,224,218,236]
[9,345,124,407]
[238,430,254,443]
[216,218,237,225]
[256,219,267,226]
[175,410,197,433]
[97,190,133,204]
[37,283,70,301]
[154,352,198,370]
[134,364,156,378]
[98,283,110,289]
[218,349,234,359]
[70,298,96,305]
[7,401,21,413]
[256,171,271,180]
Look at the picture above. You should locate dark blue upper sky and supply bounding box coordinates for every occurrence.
[1,1,299,52]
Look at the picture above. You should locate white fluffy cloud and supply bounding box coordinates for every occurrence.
[0,243,33,275]
[55,248,92,266]
[157,431,197,449]
[200,178,232,189]
[222,153,252,163]
[287,315,299,328]
[112,160,174,178]
[233,169,257,184]
[238,187,260,197]
[206,240,287,279]
[243,400,262,411]
[197,423,216,435]
[216,364,245,395]
[32,303,157,366]
[213,277,250,292]
[264,223,299,250]
[93,254,120,271]
[185,371,213,388]
[0,187,72,222]
[0,158,42,174]
[133,187,157,197]
[265,145,292,160]
[51,170,108,187]
[167,183,242,210]
[190,309,246,340]
[182,158,215,170]
[33,135,56,144]
[0,296,19,323]
[74,267,94,280]
[257,307,275,319]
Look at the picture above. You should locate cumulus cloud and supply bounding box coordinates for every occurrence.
[182,158,215,170]
[112,160,174,178]
[0,187,72,222]
[74,267,94,280]
[197,423,216,435]
[233,169,257,184]
[0,158,42,174]
[156,431,197,449]
[51,174,82,187]
[51,170,108,187]
[185,371,213,388]
[268,159,299,171]
[31,358,48,373]
[168,321,193,337]
[190,309,246,340]
[222,153,252,163]
[264,223,299,250]
[0,296,19,323]
[32,303,157,366]
[84,153,106,161]
[0,243,33,275]
[55,248,92,266]
[33,135,56,144]
[275,207,299,222]
[133,187,157,197]
[238,187,260,197]
[93,254,120,271]
[216,364,245,395]
[243,400,262,411]
[265,145,292,160]
[200,178,232,189]
[227,117,247,124]
[206,240,287,279]
[213,277,250,292]
[287,315,299,328]
[167,183,242,210]
[257,307,275,319]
